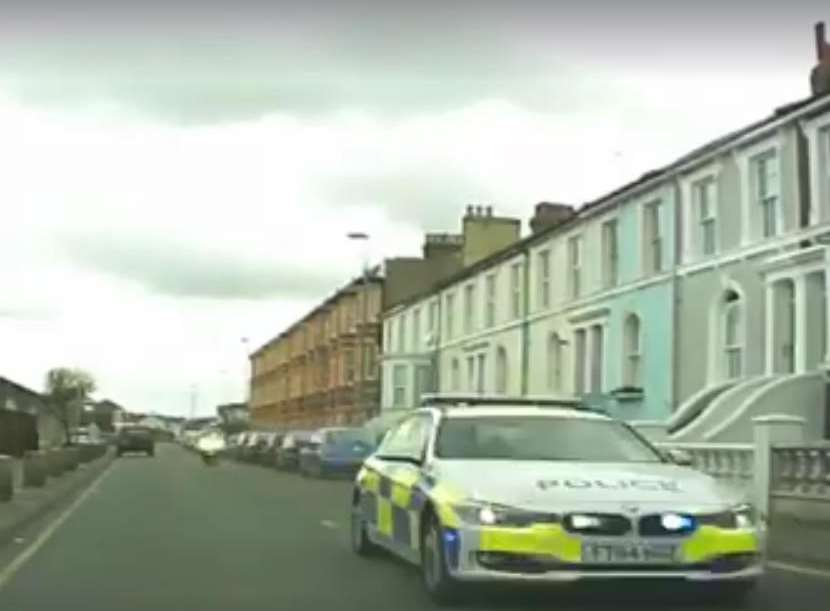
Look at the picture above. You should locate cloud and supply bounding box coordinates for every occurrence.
[325,167,497,231]
[60,231,343,300]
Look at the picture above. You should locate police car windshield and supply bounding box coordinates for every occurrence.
[435,416,663,463]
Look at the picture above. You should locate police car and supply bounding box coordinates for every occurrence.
[350,395,763,604]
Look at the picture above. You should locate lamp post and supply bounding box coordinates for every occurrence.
[347,232,370,424]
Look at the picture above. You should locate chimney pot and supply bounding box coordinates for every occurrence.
[818,22,827,60]
[466,205,473,216]
[486,205,493,216]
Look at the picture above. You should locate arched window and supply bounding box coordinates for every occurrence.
[623,314,642,387]
[723,290,743,379]
[548,333,563,391]
[450,358,460,391]
[495,347,508,395]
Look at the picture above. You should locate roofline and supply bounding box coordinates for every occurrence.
[0,375,44,400]
[250,270,384,356]
[381,91,830,317]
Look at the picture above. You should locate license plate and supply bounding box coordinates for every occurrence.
[582,541,678,564]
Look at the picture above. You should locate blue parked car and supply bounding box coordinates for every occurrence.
[299,427,375,478]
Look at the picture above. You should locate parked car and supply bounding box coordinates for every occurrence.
[116,426,155,457]
[228,432,249,460]
[299,427,375,478]
[275,431,313,470]
[257,432,284,467]
[241,432,264,462]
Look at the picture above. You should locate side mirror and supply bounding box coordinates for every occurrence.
[665,448,694,467]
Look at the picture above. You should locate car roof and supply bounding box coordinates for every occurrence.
[433,405,611,421]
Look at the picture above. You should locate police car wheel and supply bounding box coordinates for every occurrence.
[421,516,461,604]
[350,502,375,556]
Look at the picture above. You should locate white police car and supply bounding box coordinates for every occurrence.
[350,396,762,604]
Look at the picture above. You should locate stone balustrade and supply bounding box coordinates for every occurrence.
[771,443,830,499]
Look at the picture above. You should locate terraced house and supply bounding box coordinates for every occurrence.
[380,51,830,442]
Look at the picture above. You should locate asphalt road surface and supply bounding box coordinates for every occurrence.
[0,444,828,611]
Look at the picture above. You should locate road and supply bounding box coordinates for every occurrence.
[0,444,828,611]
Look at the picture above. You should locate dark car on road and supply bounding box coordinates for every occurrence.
[298,427,374,478]
[275,431,313,471]
[116,426,155,457]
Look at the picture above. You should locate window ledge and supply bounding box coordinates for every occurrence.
[610,387,645,402]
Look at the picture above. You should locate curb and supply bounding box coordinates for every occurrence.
[0,451,115,549]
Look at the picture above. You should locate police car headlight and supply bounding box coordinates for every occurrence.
[698,504,756,529]
[733,504,756,529]
[454,502,559,528]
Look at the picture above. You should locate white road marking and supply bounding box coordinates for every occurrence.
[320,520,338,529]
[769,560,830,581]
[0,461,115,591]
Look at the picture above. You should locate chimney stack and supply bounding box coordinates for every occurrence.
[811,22,830,96]
[529,202,576,234]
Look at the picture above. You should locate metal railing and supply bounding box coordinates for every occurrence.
[771,443,830,500]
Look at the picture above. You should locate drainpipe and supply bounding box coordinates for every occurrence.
[670,176,682,415]
[521,248,531,396]
[433,293,443,393]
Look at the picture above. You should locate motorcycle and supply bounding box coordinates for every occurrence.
[195,431,226,467]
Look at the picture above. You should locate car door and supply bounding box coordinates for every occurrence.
[361,413,433,560]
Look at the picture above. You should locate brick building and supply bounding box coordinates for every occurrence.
[249,274,384,429]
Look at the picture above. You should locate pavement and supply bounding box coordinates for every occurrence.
[0,444,828,611]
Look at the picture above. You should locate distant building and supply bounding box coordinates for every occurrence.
[217,402,249,432]
[249,273,384,429]
[81,399,127,432]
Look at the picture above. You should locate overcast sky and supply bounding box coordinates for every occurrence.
[0,1,825,416]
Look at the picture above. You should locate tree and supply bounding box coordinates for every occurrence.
[44,368,97,445]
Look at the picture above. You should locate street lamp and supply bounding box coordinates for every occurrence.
[347,232,371,424]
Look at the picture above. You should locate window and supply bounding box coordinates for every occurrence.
[644,200,664,274]
[574,329,586,394]
[495,347,508,394]
[415,365,434,401]
[538,250,551,308]
[723,291,743,379]
[397,314,406,353]
[464,283,476,334]
[445,293,455,340]
[345,349,355,383]
[547,333,562,391]
[601,220,618,288]
[392,364,407,407]
[755,151,779,238]
[568,236,583,298]
[694,177,717,256]
[365,344,376,378]
[476,354,486,395]
[484,274,496,327]
[589,325,604,392]
[623,314,642,387]
[450,358,460,391]
[466,356,476,391]
[412,308,421,352]
[510,263,522,318]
